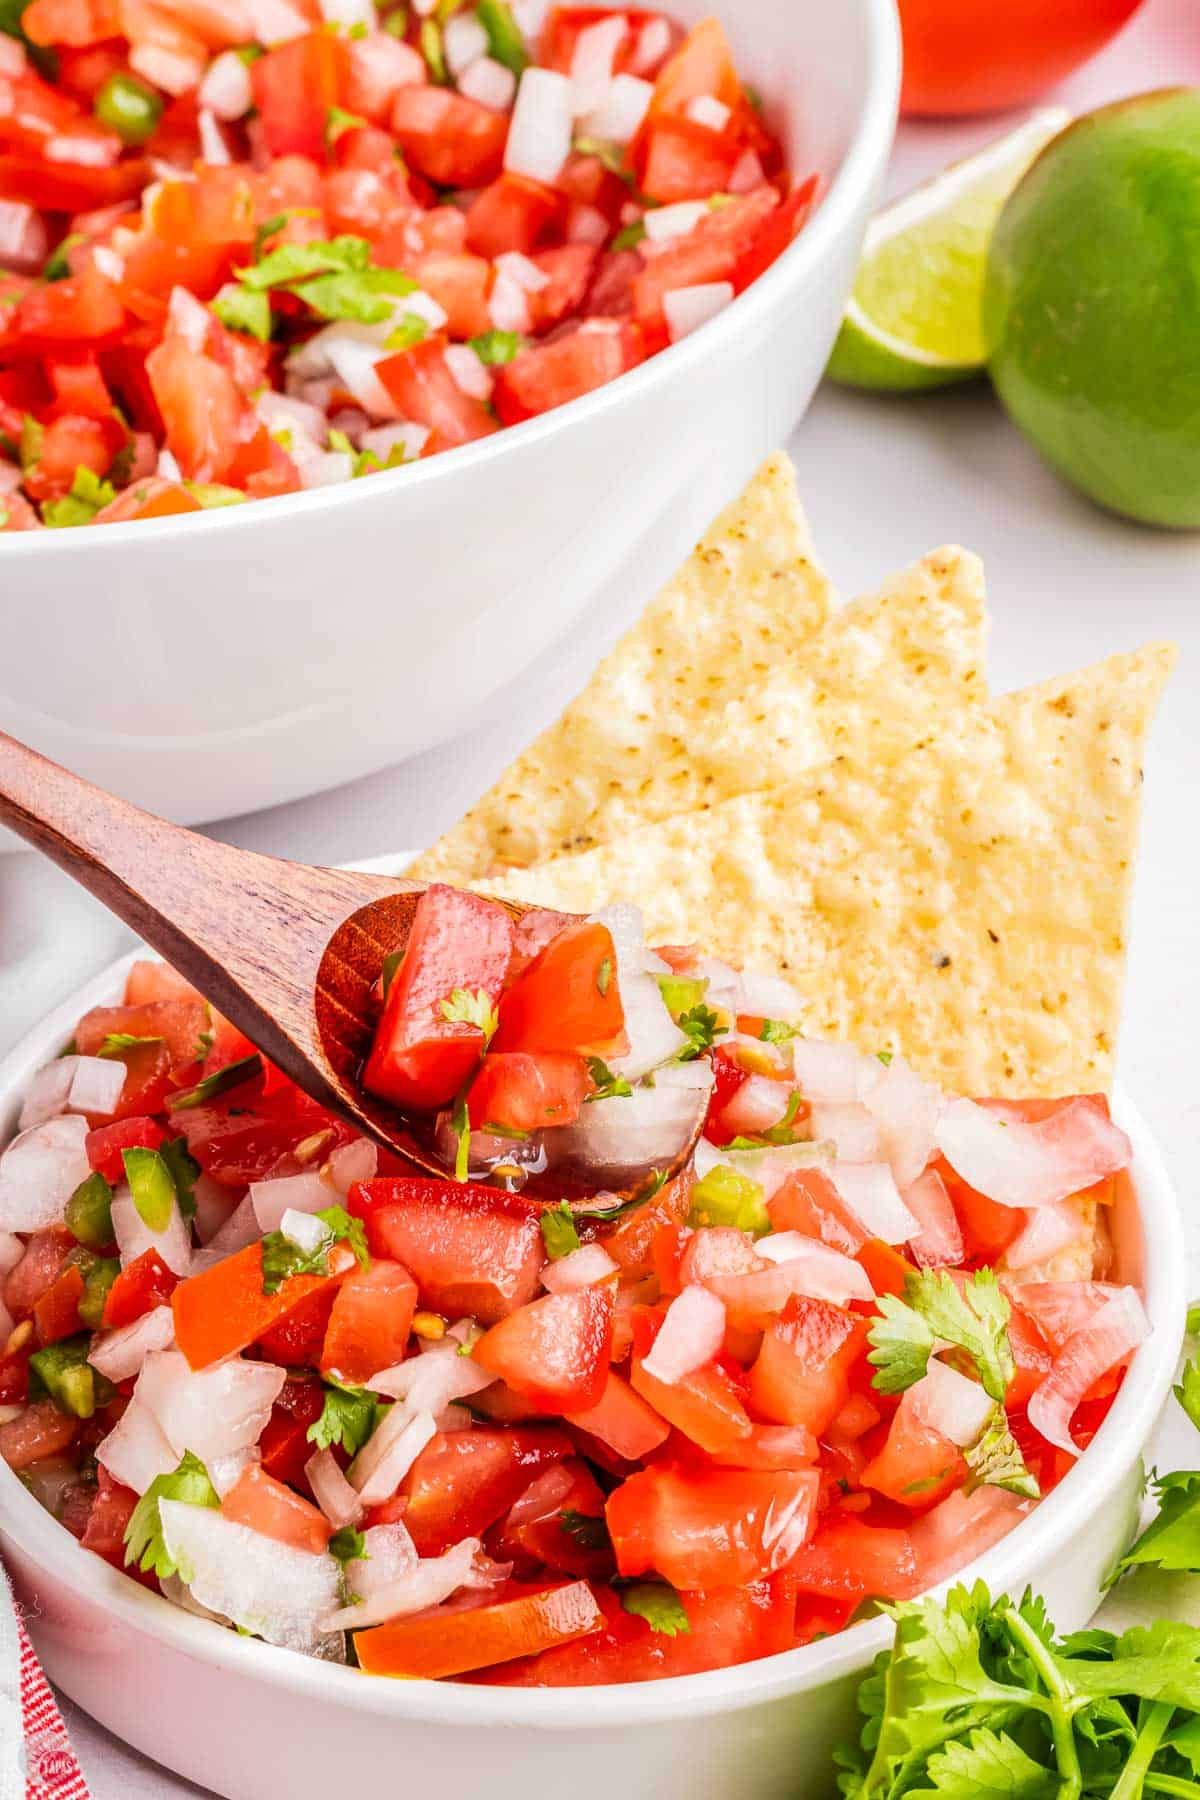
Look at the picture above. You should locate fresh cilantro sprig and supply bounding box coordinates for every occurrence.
[868,1268,1015,1403]
[307,1377,385,1459]
[758,1018,801,1043]
[124,1451,219,1580]
[619,1581,690,1637]
[676,1003,725,1062]
[585,1056,633,1101]
[96,1031,164,1057]
[218,233,420,337]
[963,1411,1040,1500]
[260,1204,369,1296]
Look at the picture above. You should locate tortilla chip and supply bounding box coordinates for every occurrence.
[410,453,833,883]
[413,480,988,883]
[478,643,1174,1097]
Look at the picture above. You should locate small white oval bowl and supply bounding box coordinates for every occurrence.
[0,949,1185,1800]
[0,0,900,854]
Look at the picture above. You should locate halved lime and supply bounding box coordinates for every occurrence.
[827,109,1070,392]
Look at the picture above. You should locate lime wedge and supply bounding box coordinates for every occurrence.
[827,109,1071,392]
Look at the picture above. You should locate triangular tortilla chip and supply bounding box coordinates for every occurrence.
[478,644,1174,1097]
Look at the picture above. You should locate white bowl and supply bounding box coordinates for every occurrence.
[0,947,1186,1800]
[0,0,899,852]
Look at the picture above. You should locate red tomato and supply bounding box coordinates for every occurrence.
[856,1239,919,1300]
[785,1515,921,1605]
[632,186,778,339]
[3,1229,71,1322]
[733,175,818,290]
[606,1464,819,1588]
[769,1167,867,1256]
[355,1579,604,1678]
[21,0,119,46]
[101,1248,178,1328]
[79,1469,138,1566]
[258,1377,325,1489]
[406,250,492,339]
[492,318,644,424]
[319,1258,417,1386]
[362,885,514,1111]
[565,1368,670,1462]
[748,1296,867,1434]
[0,153,147,212]
[645,14,741,118]
[167,1077,350,1186]
[935,1152,1022,1262]
[375,333,499,448]
[123,961,203,1007]
[85,1116,167,1186]
[5,264,125,352]
[352,1177,543,1324]
[703,1046,749,1145]
[401,1426,572,1555]
[390,85,508,188]
[76,998,208,1070]
[538,7,670,75]
[629,1306,752,1455]
[221,1463,331,1554]
[638,116,740,204]
[898,0,1144,117]
[255,1283,340,1368]
[32,1264,84,1344]
[467,1052,591,1132]
[171,1239,356,1369]
[252,33,349,159]
[46,353,113,421]
[0,1399,79,1471]
[860,1387,967,1511]
[474,1286,614,1413]
[493,920,626,1058]
[523,244,600,335]
[498,1457,613,1578]
[465,173,565,258]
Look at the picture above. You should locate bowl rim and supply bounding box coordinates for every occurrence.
[0,942,1187,1728]
[0,0,901,560]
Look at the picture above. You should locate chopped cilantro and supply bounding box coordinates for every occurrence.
[609,219,646,252]
[383,310,429,352]
[585,1055,633,1101]
[419,15,446,80]
[469,328,523,365]
[42,465,114,529]
[676,1002,725,1062]
[329,1524,367,1566]
[213,283,272,342]
[260,1204,369,1295]
[540,1201,581,1260]
[476,0,527,72]
[41,233,82,282]
[619,1581,690,1637]
[185,482,247,508]
[307,1377,384,1459]
[439,987,500,1041]
[124,1451,219,1580]
[868,1267,1015,1403]
[759,1018,800,1044]
[326,103,367,146]
[171,1053,263,1110]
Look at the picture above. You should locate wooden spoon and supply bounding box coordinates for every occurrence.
[0,730,701,1200]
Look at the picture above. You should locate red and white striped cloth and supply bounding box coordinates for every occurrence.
[1,1564,90,1800]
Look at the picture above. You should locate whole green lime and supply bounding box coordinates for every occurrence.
[984,88,1200,529]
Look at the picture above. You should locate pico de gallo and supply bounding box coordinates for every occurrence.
[0,885,1147,1682]
[0,2,815,531]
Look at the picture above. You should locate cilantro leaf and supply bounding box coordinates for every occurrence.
[559,1508,609,1551]
[468,327,523,365]
[439,987,500,1041]
[619,1582,690,1637]
[307,1379,383,1459]
[585,1055,632,1101]
[293,265,418,324]
[963,1411,1040,1500]
[540,1201,581,1260]
[326,103,366,146]
[260,1203,369,1295]
[252,205,319,257]
[42,465,115,528]
[573,135,635,183]
[328,1524,367,1566]
[759,1018,801,1043]
[124,1451,219,1580]
[476,0,527,72]
[212,283,272,342]
[239,235,371,288]
[1177,1351,1200,1431]
[96,1031,163,1057]
[869,1269,1014,1403]
[1110,1470,1200,1585]
[610,220,646,251]
[383,310,429,351]
[916,1729,1057,1798]
[676,1002,724,1062]
[171,1053,263,1110]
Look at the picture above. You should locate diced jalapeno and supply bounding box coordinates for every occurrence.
[94,72,163,146]
[29,1334,97,1420]
[65,1170,114,1250]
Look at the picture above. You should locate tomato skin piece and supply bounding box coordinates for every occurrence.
[474,1286,614,1413]
[32,1264,85,1345]
[3,1230,72,1322]
[253,32,348,159]
[363,885,514,1111]
[356,1579,604,1678]
[85,1116,167,1186]
[860,1388,968,1511]
[467,1051,590,1132]
[465,171,565,258]
[748,1296,867,1435]
[491,920,625,1058]
[351,1177,543,1325]
[492,318,644,424]
[0,1399,79,1471]
[400,1426,572,1555]
[171,1240,355,1369]
[606,1465,819,1589]
[319,1258,417,1386]
[102,1248,178,1329]
[221,1463,332,1554]
[564,1368,670,1462]
[390,85,508,188]
[629,1306,752,1455]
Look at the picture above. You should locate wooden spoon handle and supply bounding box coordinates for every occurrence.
[0,729,412,1093]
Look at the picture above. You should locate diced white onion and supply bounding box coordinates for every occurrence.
[360,420,429,464]
[88,1305,176,1384]
[489,268,531,332]
[168,283,212,351]
[255,389,327,443]
[188,1192,259,1272]
[630,14,670,73]
[935,1097,1132,1210]
[323,1535,489,1631]
[197,108,231,165]
[159,1501,340,1654]
[580,70,652,143]
[641,1284,725,1384]
[66,1055,127,1119]
[111,1186,193,1277]
[444,11,487,74]
[208,1447,258,1499]
[250,1170,333,1233]
[459,53,516,110]
[903,1167,963,1268]
[541,1243,617,1293]
[643,200,707,243]
[551,1080,706,1183]
[130,43,205,95]
[280,1207,331,1254]
[749,1234,873,1304]
[156,448,183,482]
[325,1137,378,1196]
[495,250,549,292]
[569,14,626,116]
[828,1162,918,1246]
[305,1448,364,1530]
[198,49,253,120]
[588,904,688,1080]
[191,1175,241,1247]
[444,343,493,400]
[302,450,355,489]
[403,287,449,330]
[95,1398,176,1496]
[245,0,311,40]
[0,1115,91,1232]
[663,281,734,342]
[910,1359,994,1447]
[685,93,730,131]
[790,1039,866,1106]
[716,1073,793,1137]
[504,65,573,184]
[0,198,46,273]
[318,0,373,27]
[737,969,804,1020]
[861,1055,942,1190]
[0,1233,23,1276]
[370,1345,494,1410]
[91,244,124,281]
[135,1350,285,1465]
[18,1061,74,1131]
[348,1407,437,1505]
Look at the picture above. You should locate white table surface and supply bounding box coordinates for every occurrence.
[2,2,1199,1788]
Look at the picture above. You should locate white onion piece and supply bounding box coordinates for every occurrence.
[167,283,212,350]
[403,288,448,330]
[156,447,182,481]
[197,107,231,165]
[694,955,742,1010]
[0,198,46,272]
[716,1073,793,1137]
[489,267,531,332]
[198,49,253,119]
[588,903,688,1080]
[903,1168,963,1268]
[17,1061,74,1131]
[245,0,310,40]
[191,1174,241,1246]
[729,148,766,193]
[95,1399,176,1496]
[541,1243,617,1293]
[631,14,670,71]
[828,1163,917,1245]
[0,1232,22,1276]
[935,1097,1132,1209]
[371,1345,494,1408]
[348,1407,437,1505]
[250,1170,331,1233]
[641,1285,725,1384]
[0,1115,90,1231]
[88,1305,176,1384]
[643,200,706,242]
[495,249,549,292]
[319,0,373,26]
[129,43,204,93]
[136,1350,285,1465]
[662,281,733,341]
[255,388,326,443]
[1027,1286,1148,1453]
[324,1138,377,1198]
[280,1207,330,1254]
[738,969,804,1021]
[505,1463,575,1529]
[459,53,516,110]
[208,1447,258,1500]
[324,1535,487,1631]
[360,420,428,464]
[748,1236,873,1304]
[1008,1280,1120,1352]
[862,1055,942,1189]
[790,1039,866,1106]
[569,14,626,115]
[685,93,730,130]
[550,1082,704,1181]
[808,1103,881,1164]
[696,1136,832,1203]
[305,1448,364,1530]
[580,70,651,142]
[444,342,492,399]
[111,1187,193,1277]
[19,1055,124,1129]
[651,1060,715,1091]
[504,66,573,184]
[1003,1199,1090,1273]
[188,1192,259,1272]
[444,10,487,73]
[160,1501,340,1653]
[909,1359,994,1448]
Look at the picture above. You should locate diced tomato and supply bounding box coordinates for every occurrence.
[492,920,626,1058]
[167,1076,350,1186]
[712,1422,819,1469]
[79,1468,138,1566]
[45,352,113,421]
[493,318,644,424]
[145,334,255,485]
[733,174,818,289]
[101,1247,178,1329]
[632,186,778,339]
[21,0,119,45]
[565,1367,669,1461]
[646,14,741,118]
[85,1116,167,1186]
[255,1282,340,1368]
[252,32,348,160]
[499,1456,612,1578]
[638,115,740,203]
[171,1239,355,1369]
[401,1426,571,1556]
[601,1173,690,1275]
[474,1286,613,1413]
[629,1307,751,1455]
[362,885,514,1111]
[703,1046,749,1146]
[936,1151,1023,1262]
[748,1296,867,1434]
[221,1463,332,1554]
[355,1579,604,1678]
[375,333,499,448]
[1006,1302,1055,1407]
[390,85,508,188]
[19,411,117,502]
[526,244,600,334]
[3,1229,71,1321]
[857,1239,919,1300]
[538,6,663,73]
[860,1387,967,1511]
[0,1399,79,1471]
[785,1515,921,1606]
[319,1258,417,1385]
[32,1263,84,1344]
[768,1167,868,1255]
[0,1351,30,1405]
[258,1377,325,1489]
[467,1051,590,1133]
[406,250,492,339]
[5,264,125,352]
[351,1178,542,1325]
[77,997,209,1072]
[607,1464,818,1588]
[465,172,565,258]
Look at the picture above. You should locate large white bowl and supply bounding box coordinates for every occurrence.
[0,947,1187,1800]
[0,0,899,849]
